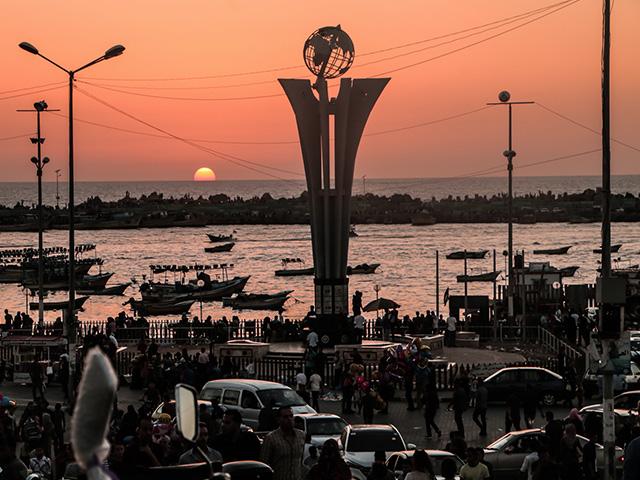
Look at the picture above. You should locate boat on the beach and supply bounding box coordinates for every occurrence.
[222,290,293,311]
[347,263,380,275]
[30,295,90,312]
[593,244,622,254]
[533,246,572,255]
[204,242,235,253]
[446,250,489,260]
[207,233,235,243]
[559,266,580,277]
[274,258,314,277]
[456,271,501,283]
[124,298,195,316]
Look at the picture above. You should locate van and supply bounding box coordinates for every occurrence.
[200,379,315,428]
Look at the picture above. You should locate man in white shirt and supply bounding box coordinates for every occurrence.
[306,328,319,350]
[446,315,457,347]
[353,314,365,344]
[295,370,308,403]
[520,446,539,480]
[308,371,322,411]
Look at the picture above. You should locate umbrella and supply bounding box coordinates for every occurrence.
[363,297,400,312]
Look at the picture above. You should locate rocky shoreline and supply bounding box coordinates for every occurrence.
[1,188,639,231]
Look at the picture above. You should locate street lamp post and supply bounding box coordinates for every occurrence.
[19,42,124,376]
[55,169,61,208]
[487,92,533,320]
[17,101,59,327]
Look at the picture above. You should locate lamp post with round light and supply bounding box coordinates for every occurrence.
[17,100,60,327]
[487,91,534,321]
[18,42,124,347]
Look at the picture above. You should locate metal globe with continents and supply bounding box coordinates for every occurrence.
[303,25,354,79]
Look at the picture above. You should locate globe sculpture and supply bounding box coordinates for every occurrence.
[303,25,355,79]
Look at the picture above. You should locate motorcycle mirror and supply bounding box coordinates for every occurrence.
[175,383,199,443]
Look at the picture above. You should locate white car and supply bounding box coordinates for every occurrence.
[340,424,415,475]
[294,413,348,459]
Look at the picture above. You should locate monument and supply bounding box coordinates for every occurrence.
[279,26,389,345]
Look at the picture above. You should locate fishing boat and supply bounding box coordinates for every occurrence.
[593,244,622,254]
[204,242,235,253]
[347,263,380,275]
[533,246,572,255]
[124,298,195,316]
[79,282,130,296]
[446,250,489,260]
[142,275,250,302]
[23,272,114,292]
[559,266,580,277]
[30,296,90,312]
[274,258,314,277]
[456,271,501,283]
[207,233,235,243]
[222,290,293,311]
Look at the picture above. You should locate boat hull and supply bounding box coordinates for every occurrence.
[275,267,314,277]
[533,246,572,255]
[204,242,235,253]
[446,250,488,260]
[456,271,501,282]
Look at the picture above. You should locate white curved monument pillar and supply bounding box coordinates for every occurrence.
[279,26,389,344]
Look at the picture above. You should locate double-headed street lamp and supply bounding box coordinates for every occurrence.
[17,101,60,327]
[487,91,534,319]
[18,42,125,348]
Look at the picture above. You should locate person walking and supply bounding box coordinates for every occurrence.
[472,379,488,436]
[404,449,435,480]
[309,370,322,412]
[505,392,521,432]
[446,315,457,347]
[368,451,396,480]
[448,380,468,437]
[459,448,490,480]
[211,410,261,462]
[523,384,540,428]
[341,371,355,414]
[558,423,583,480]
[404,367,416,411]
[423,384,441,439]
[353,313,365,344]
[30,358,45,402]
[362,388,376,424]
[260,406,305,480]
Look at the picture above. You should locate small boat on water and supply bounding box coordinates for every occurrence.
[125,298,195,316]
[446,250,488,260]
[78,282,130,296]
[207,233,235,243]
[533,246,572,255]
[593,244,622,254]
[456,271,501,283]
[204,242,235,253]
[347,263,380,275]
[142,275,250,302]
[30,295,90,312]
[559,266,580,277]
[222,290,293,311]
[275,258,314,277]
[23,272,114,292]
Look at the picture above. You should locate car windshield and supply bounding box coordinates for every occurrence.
[486,433,514,450]
[347,430,405,452]
[257,388,306,407]
[307,418,348,436]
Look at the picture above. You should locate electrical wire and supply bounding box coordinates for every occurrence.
[80,0,573,83]
[0,85,66,101]
[372,0,582,77]
[0,133,34,142]
[0,81,66,96]
[537,103,640,153]
[74,87,303,180]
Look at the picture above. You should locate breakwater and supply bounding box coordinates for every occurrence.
[1,188,639,231]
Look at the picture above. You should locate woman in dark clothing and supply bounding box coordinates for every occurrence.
[305,439,351,480]
[423,384,441,438]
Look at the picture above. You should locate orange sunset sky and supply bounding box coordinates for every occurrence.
[1,0,638,182]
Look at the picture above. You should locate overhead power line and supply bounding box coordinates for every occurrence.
[0,85,66,101]
[537,102,640,153]
[0,133,34,142]
[80,0,573,83]
[0,81,66,96]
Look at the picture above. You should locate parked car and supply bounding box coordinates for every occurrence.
[386,450,463,480]
[294,413,348,459]
[483,429,624,479]
[482,367,567,406]
[583,361,640,397]
[200,379,315,428]
[582,389,640,412]
[340,424,415,475]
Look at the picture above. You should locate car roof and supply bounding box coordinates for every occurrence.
[295,413,343,420]
[346,424,398,432]
[389,450,458,458]
[486,366,562,380]
[201,379,289,390]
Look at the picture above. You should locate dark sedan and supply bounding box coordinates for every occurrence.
[483,367,568,406]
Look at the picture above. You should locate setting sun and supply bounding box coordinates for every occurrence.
[193,167,217,181]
